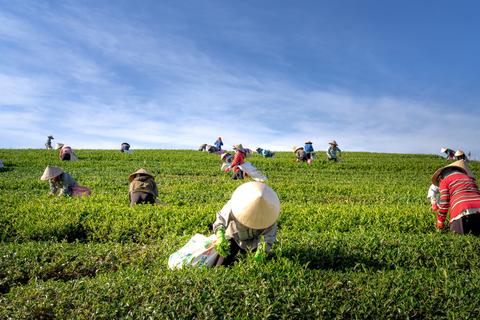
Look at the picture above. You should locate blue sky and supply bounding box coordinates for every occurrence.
[1,0,479,156]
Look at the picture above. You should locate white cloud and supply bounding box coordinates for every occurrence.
[0,3,479,158]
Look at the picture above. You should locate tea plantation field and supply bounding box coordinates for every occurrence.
[1,149,479,319]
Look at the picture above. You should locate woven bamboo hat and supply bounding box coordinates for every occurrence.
[230,181,280,229]
[293,146,303,153]
[440,147,448,153]
[233,144,245,152]
[431,160,475,186]
[329,140,338,146]
[455,150,465,157]
[221,153,231,161]
[128,168,154,182]
[41,166,64,180]
[55,143,64,150]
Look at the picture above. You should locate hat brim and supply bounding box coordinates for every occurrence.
[40,167,63,180]
[230,182,280,229]
[128,173,154,182]
[431,160,474,186]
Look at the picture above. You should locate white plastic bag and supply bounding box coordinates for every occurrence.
[168,234,219,270]
[427,184,439,201]
[238,162,267,182]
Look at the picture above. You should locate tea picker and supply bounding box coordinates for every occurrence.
[45,135,54,149]
[41,166,90,197]
[128,168,159,207]
[57,144,78,161]
[304,141,315,164]
[120,142,132,153]
[214,137,224,152]
[430,160,480,234]
[440,147,455,160]
[198,143,217,153]
[256,147,275,158]
[454,150,467,161]
[213,181,280,265]
[293,146,307,162]
[327,140,341,162]
[220,152,233,171]
[226,144,247,180]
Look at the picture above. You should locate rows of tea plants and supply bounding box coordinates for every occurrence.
[1,149,479,318]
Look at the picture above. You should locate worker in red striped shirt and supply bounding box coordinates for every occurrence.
[431,160,480,235]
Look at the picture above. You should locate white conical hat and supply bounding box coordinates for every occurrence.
[293,146,303,153]
[431,160,475,186]
[233,144,245,152]
[440,147,447,153]
[455,150,465,157]
[55,143,64,150]
[220,153,231,161]
[230,182,280,229]
[40,166,64,180]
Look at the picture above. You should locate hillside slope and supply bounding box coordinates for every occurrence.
[1,149,479,318]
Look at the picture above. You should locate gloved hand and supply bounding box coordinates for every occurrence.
[215,227,230,257]
[254,242,267,262]
[436,219,445,230]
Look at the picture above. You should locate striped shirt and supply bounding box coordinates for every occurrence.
[437,172,480,222]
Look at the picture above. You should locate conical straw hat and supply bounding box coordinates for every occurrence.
[41,166,64,180]
[455,150,465,157]
[233,144,245,152]
[293,146,303,153]
[55,143,64,150]
[329,140,338,146]
[440,147,447,153]
[221,153,230,161]
[128,168,154,182]
[431,160,475,186]
[230,181,280,229]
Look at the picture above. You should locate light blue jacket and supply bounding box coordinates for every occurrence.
[327,146,341,159]
[214,139,223,150]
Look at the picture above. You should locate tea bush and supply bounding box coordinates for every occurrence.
[0,149,479,319]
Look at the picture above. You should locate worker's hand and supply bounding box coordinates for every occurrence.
[435,219,445,230]
[254,242,267,263]
[215,227,230,257]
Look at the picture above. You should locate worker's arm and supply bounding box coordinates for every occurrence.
[436,180,450,229]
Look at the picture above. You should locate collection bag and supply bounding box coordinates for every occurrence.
[168,234,219,270]
[238,162,267,182]
[72,186,91,197]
